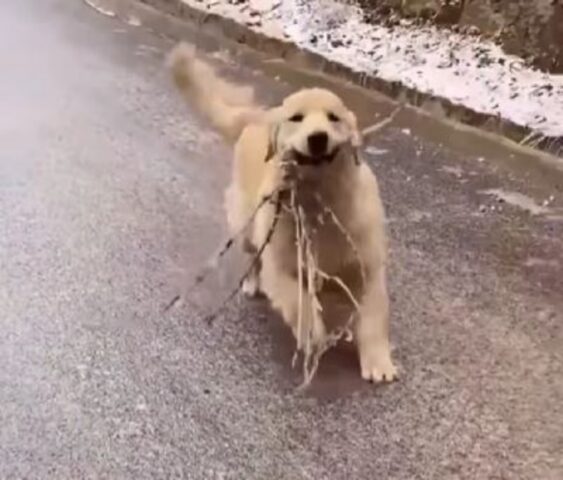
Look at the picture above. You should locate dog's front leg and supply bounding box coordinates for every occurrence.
[356,266,397,382]
[240,238,262,297]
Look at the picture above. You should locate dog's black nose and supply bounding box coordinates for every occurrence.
[307,131,328,156]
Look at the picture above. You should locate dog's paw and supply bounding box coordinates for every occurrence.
[242,276,260,298]
[359,345,398,383]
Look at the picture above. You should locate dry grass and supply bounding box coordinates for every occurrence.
[291,200,361,388]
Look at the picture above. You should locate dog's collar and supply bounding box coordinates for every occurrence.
[292,148,338,166]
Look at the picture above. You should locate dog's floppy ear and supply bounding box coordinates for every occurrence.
[345,109,363,165]
[265,123,279,162]
[264,107,282,162]
[345,109,362,148]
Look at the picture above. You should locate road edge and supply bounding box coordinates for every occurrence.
[140,0,563,159]
[92,0,562,164]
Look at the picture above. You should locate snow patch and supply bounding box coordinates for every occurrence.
[364,146,389,156]
[83,0,115,17]
[481,189,550,216]
[126,15,142,27]
[181,0,563,139]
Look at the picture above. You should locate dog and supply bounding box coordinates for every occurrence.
[168,43,397,382]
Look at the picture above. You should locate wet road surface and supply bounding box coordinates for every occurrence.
[1,0,562,478]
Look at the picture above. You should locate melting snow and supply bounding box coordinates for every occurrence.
[126,15,142,27]
[481,189,550,216]
[83,0,115,17]
[364,146,389,156]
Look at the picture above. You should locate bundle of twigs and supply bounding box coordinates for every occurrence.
[280,156,366,388]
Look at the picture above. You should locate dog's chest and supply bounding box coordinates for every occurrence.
[309,215,354,274]
[276,189,357,276]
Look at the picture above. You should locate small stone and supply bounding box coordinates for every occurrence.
[537,309,554,322]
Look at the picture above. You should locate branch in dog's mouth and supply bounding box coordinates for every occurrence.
[290,148,338,166]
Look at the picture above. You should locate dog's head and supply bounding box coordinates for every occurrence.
[266,88,361,166]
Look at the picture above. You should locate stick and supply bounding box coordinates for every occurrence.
[316,270,362,315]
[313,192,367,288]
[361,106,401,139]
[287,189,365,389]
[201,190,285,324]
[292,189,305,352]
[163,189,279,313]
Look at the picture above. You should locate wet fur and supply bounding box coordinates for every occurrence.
[168,43,397,382]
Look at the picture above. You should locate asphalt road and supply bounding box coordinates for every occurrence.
[1,0,562,479]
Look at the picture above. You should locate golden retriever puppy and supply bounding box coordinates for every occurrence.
[168,43,397,382]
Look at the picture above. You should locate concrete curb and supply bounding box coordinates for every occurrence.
[108,0,562,158]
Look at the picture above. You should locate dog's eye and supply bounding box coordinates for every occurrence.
[327,112,340,122]
[289,113,304,122]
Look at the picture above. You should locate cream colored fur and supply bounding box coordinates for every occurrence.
[168,43,397,382]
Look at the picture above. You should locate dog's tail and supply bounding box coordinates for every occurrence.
[167,43,264,144]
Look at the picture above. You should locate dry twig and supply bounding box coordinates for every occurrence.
[313,192,367,289]
[287,184,364,389]
[201,190,285,324]
[163,189,280,313]
[361,106,401,139]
